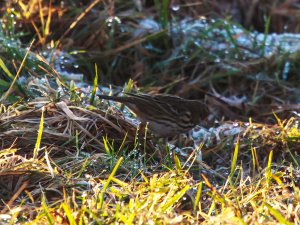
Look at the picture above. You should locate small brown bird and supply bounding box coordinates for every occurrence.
[98,93,209,137]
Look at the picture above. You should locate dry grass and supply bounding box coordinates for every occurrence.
[1,96,300,224]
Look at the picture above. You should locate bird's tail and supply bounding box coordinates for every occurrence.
[98,94,129,103]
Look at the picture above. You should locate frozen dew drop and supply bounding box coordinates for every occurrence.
[105,16,121,27]
[214,57,221,63]
[171,4,180,11]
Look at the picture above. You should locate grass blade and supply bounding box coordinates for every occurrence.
[264,202,294,225]
[98,157,124,210]
[33,106,45,159]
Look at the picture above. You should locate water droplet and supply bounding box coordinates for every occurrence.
[282,61,290,80]
[105,16,121,27]
[233,122,239,127]
[171,4,180,11]
[214,57,221,63]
